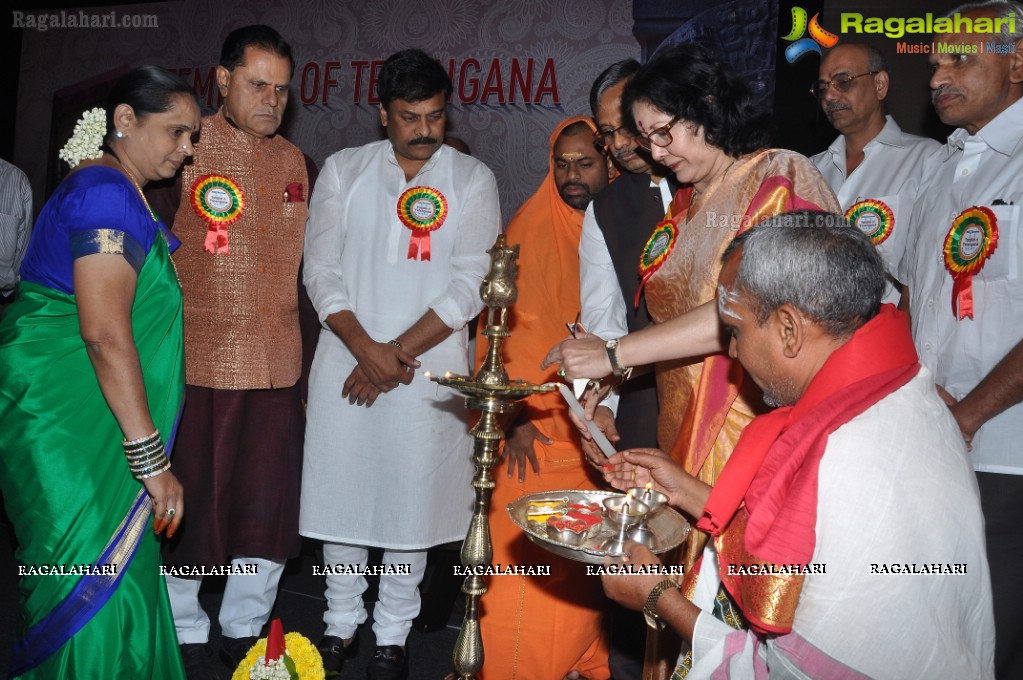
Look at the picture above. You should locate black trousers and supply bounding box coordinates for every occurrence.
[976,471,1023,680]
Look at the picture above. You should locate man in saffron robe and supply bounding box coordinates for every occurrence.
[599,213,994,678]
[475,116,611,679]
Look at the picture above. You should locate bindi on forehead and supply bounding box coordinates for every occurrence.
[558,152,585,161]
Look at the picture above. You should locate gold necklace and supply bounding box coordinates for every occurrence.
[109,153,180,285]
[109,152,160,223]
[689,159,737,217]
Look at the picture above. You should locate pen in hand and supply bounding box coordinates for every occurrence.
[565,312,581,338]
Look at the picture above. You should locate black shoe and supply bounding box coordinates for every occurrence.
[318,634,360,676]
[367,645,408,680]
[218,635,258,670]
[179,643,218,680]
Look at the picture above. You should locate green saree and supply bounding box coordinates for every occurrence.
[0,232,185,679]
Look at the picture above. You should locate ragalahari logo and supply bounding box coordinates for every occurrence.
[782,7,839,63]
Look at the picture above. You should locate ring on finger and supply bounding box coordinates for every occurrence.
[166,508,176,517]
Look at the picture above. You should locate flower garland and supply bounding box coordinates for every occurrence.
[58,107,107,168]
[232,632,325,680]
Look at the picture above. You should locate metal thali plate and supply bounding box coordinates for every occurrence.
[507,489,690,564]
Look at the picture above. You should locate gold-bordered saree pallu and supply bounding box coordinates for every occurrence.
[0,233,185,679]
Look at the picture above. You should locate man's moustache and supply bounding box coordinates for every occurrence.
[931,86,962,105]
[410,137,438,146]
[825,102,850,113]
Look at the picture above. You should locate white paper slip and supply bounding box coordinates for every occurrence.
[556,383,616,458]
[572,378,591,399]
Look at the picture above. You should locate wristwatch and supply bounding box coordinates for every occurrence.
[643,579,679,630]
[605,338,633,380]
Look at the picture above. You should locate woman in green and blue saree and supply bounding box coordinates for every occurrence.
[0,65,200,678]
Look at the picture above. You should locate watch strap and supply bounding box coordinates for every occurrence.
[606,338,632,379]
[643,578,679,629]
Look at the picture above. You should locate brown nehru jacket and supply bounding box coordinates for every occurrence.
[172,109,307,390]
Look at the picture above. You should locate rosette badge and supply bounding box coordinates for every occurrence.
[192,174,245,255]
[943,206,998,320]
[845,199,894,246]
[635,220,678,308]
[397,186,448,261]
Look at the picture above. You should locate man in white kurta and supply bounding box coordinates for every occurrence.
[300,49,500,676]
[810,43,939,305]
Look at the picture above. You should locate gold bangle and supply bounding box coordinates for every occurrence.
[123,430,160,447]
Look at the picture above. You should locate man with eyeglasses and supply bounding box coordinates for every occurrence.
[574,59,677,680]
[579,60,675,455]
[810,43,939,306]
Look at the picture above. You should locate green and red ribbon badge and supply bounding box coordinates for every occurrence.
[846,199,894,246]
[636,220,678,308]
[943,206,998,320]
[192,174,244,255]
[397,186,447,261]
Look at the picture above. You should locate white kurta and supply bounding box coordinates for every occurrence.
[810,116,940,305]
[300,141,501,548]
[685,368,994,678]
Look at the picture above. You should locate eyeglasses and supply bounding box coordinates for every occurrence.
[810,71,878,98]
[635,115,682,150]
[594,125,632,147]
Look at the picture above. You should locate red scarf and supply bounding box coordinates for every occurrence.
[695,305,919,634]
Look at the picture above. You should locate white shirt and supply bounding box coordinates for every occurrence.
[687,369,994,678]
[300,141,501,547]
[811,116,940,305]
[579,176,672,413]
[0,159,33,296]
[900,97,1023,475]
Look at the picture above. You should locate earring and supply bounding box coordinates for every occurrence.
[115,130,125,138]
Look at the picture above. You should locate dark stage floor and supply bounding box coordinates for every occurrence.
[1,535,465,680]
[1,529,644,679]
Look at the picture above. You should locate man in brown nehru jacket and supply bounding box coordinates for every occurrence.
[149,24,309,677]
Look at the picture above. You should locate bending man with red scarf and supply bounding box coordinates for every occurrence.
[597,212,994,678]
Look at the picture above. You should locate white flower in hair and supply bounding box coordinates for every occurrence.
[58,107,107,168]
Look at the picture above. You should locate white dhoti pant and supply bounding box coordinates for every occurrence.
[165,556,286,643]
[322,542,429,646]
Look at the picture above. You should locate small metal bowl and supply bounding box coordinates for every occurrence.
[546,522,590,546]
[626,487,668,514]
[603,496,650,529]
